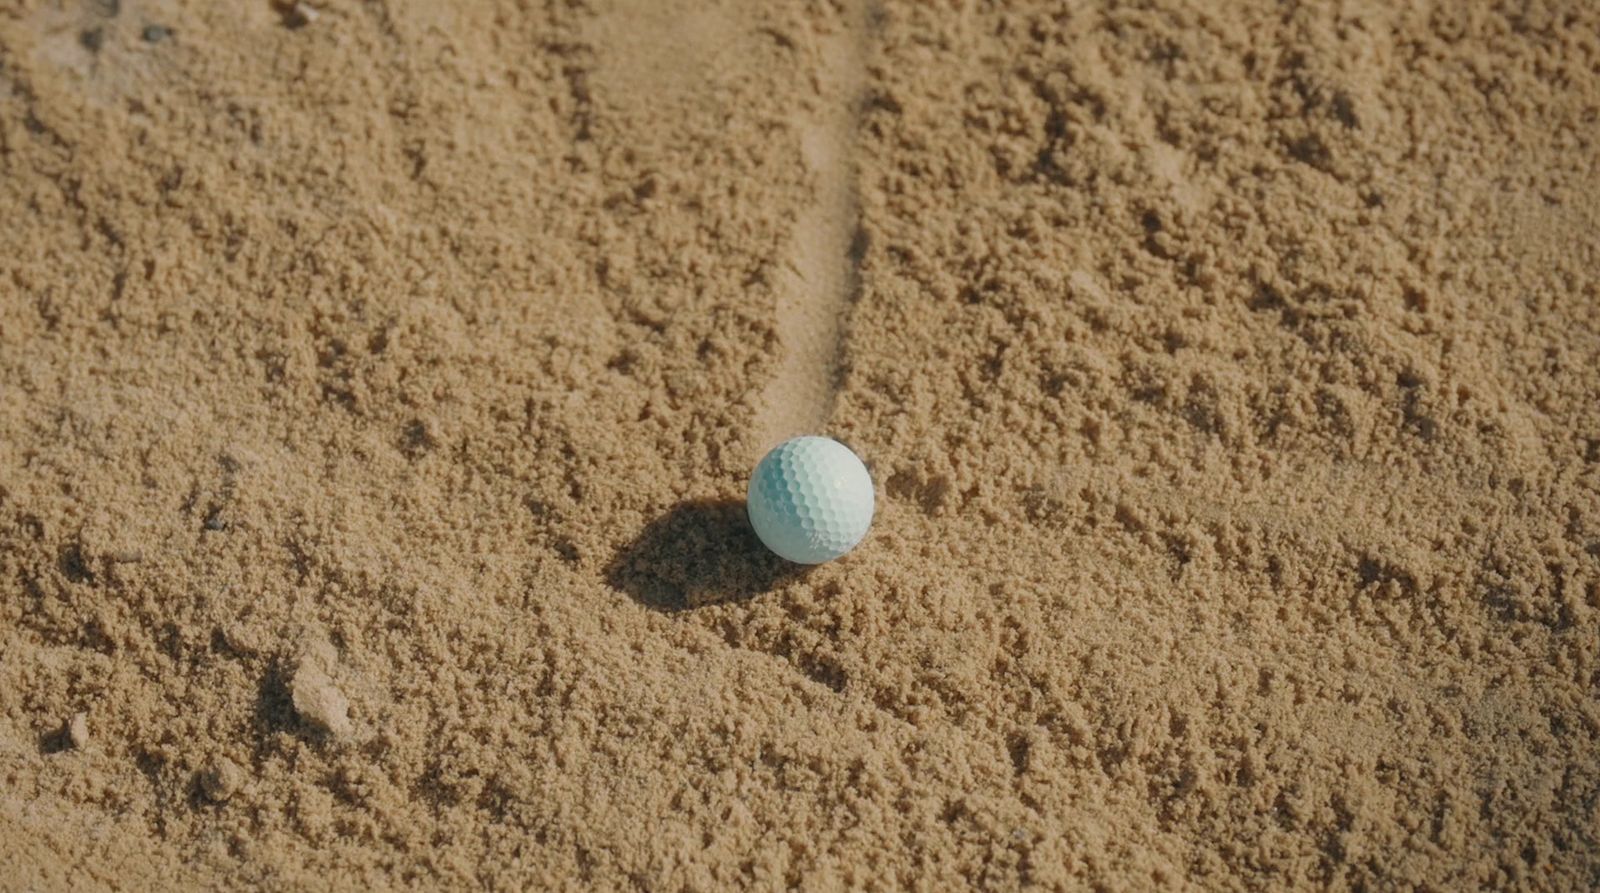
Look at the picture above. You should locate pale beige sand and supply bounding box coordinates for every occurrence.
[2,0,1599,889]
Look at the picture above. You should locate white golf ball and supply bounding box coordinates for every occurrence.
[746,436,875,564]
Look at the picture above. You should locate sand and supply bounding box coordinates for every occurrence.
[2,0,1598,889]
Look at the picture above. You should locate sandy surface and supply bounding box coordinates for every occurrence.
[3,0,1599,889]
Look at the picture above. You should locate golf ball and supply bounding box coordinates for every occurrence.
[747,436,875,565]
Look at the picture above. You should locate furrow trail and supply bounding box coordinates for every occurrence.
[753,2,870,450]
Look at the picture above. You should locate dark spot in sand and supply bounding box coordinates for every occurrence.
[606,498,804,611]
[401,419,434,459]
[59,543,96,584]
[39,724,74,755]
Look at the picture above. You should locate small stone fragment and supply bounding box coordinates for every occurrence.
[272,1,319,29]
[141,25,173,44]
[291,663,351,739]
[200,756,244,802]
[67,712,90,749]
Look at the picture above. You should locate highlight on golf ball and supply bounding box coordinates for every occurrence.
[746,436,875,565]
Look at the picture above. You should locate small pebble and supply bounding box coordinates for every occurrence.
[291,663,351,739]
[274,1,319,29]
[200,756,244,802]
[142,25,173,44]
[67,712,90,749]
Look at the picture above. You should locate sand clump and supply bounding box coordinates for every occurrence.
[289,642,352,741]
[198,756,245,803]
[2,0,1599,889]
[65,712,89,750]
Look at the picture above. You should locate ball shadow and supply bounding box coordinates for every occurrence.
[606,498,806,612]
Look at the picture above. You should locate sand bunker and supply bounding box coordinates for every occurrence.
[3,0,1598,888]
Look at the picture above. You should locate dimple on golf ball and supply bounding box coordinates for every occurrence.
[747,436,875,565]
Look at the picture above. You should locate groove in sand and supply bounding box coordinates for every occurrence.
[753,4,870,450]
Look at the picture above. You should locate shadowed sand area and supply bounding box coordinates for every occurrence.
[607,499,805,612]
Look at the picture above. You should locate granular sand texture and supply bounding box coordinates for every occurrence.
[2,0,1599,889]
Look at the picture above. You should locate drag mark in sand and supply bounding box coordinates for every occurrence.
[753,2,871,449]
